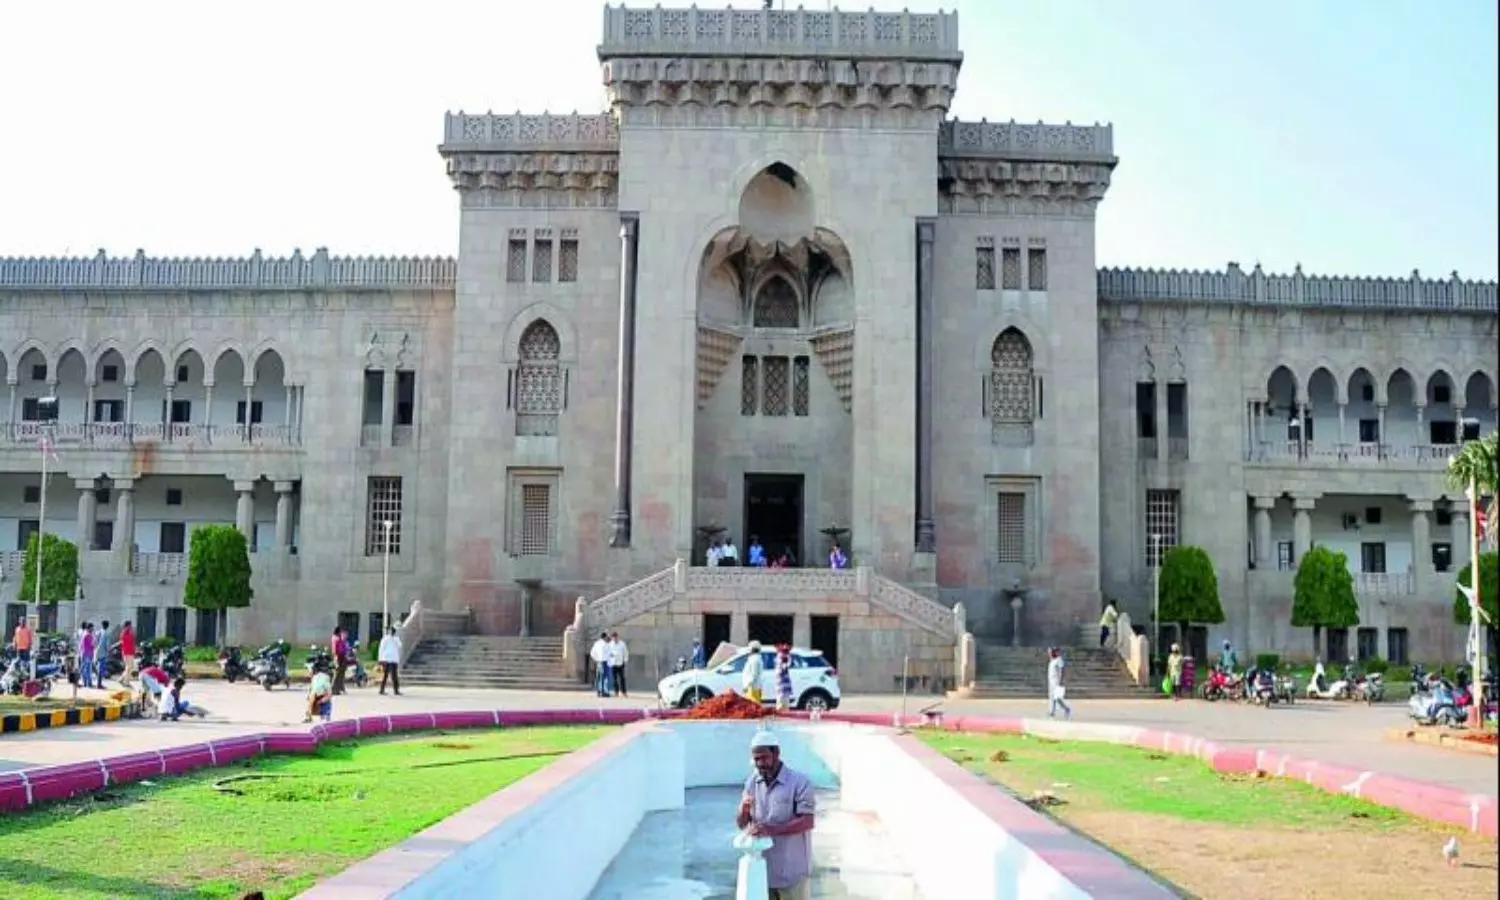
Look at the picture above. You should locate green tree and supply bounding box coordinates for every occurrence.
[1157,545,1225,652]
[1446,432,1497,546]
[19,532,80,609]
[1291,544,1359,658]
[182,525,253,644]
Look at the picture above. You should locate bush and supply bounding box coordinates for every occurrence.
[1363,656,1388,675]
[184,645,221,662]
[1255,653,1280,671]
[149,636,178,650]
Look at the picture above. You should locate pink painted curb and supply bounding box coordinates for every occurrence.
[0,706,1493,838]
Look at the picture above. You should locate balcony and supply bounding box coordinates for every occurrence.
[1247,440,1457,470]
[3,421,300,450]
[1354,572,1414,596]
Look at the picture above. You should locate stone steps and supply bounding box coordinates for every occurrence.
[967,644,1158,700]
[403,635,583,692]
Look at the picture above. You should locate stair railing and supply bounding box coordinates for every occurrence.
[1111,611,1150,685]
[395,599,425,668]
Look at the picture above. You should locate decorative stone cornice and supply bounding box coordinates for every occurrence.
[599,6,963,61]
[443,150,620,209]
[0,248,455,290]
[601,54,958,129]
[440,112,619,152]
[939,119,1115,161]
[1098,263,1500,313]
[937,119,1117,218]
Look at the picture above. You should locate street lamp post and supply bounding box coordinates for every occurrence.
[31,396,58,680]
[1150,533,1162,669]
[381,520,394,629]
[1464,477,1487,726]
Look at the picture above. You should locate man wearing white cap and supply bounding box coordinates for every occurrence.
[736,729,816,899]
[741,640,766,704]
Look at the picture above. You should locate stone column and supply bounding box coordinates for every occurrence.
[1414,404,1426,448]
[1376,404,1387,457]
[234,480,256,546]
[380,369,395,447]
[609,213,640,548]
[284,386,294,433]
[84,382,95,433]
[112,482,135,555]
[1410,500,1433,588]
[203,383,215,441]
[1337,402,1347,450]
[914,218,937,552]
[1155,379,1169,462]
[1253,496,1274,569]
[75,480,98,551]
[1298,401,1309,457]
[1292,495,1315,564]
[6,383,15,440]
[163,383,175,442]
[274,481,295,550]
[244,382,255,441]
[1453,508,1472,570]
[123,385,134,438]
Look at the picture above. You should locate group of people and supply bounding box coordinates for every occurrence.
[71,619,137,688]
[588,631,630,697]
[738,640,796,712]
[705,535,852,570]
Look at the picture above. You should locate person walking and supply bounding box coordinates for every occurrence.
[742,640,765,704]
[329,626,348,695]
[1167,643,1185,701]
[119,621,137,683]
[775,644,794,712]
[79,624,97,689]
[609,631,630,697]
[12,618,33,666]
[1046,647,1072,719]
[377,625,402,695]
[95,619,112,687]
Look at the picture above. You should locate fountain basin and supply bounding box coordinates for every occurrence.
[300,717,1171,899]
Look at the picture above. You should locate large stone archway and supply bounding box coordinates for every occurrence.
[692,162,855,568]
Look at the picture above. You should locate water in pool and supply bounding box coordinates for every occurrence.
[587,786,924,899]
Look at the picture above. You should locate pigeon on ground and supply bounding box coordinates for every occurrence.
[1442,836,1460,868]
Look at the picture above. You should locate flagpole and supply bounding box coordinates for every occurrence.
[1470,474,1486,728]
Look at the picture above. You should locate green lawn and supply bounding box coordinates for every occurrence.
[0,726,610,900]
[919,730,1405,828]
[0,696,76,713]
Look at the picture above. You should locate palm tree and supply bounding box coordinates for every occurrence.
[1446,432,1497,548]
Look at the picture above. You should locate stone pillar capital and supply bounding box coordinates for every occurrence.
[74,478,98,491]
[1253,495,1277,510]
[1408,499,1434,513]
[232,480,256,493]
[112,477,135,492]
[1292,495,1318,511]
[618,211,639,240]
[273,481,295,494]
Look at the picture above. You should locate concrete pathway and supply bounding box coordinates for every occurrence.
[0,683,1493,797]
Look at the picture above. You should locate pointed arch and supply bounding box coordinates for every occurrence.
[989,327,1036,431]
[515,319,563,437]
[751,273,801,328]
[10,340,52,384]
[129,341,166,386]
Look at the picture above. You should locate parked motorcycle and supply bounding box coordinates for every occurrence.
[1251,669,1278,706]
[306,645,368,688]
[154,645,186,679]
[1201,667,1238,702]
[1353,671,1385,704]
[218,646,252,683]
[249,641,292,691]
[1274,673,1297,704]
[1409,678,1465,727]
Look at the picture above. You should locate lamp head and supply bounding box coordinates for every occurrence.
[383,520,393,530]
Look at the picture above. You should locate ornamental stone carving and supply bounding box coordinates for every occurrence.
[940,120,1114,159]
[443,152,620,209]
[939,158,1114,217]
[868,575,956,638]
[683,567,858,597]
[586,567,677,630]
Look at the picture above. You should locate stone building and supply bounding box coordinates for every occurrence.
[0,7,1494,686]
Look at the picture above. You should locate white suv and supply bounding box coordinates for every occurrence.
[656,647,841,711]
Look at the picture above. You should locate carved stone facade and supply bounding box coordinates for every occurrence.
[0,6,1495,674]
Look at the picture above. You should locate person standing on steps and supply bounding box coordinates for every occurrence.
[377,625,402,695]
[609,631,630,697]
[1099,600,1119,649]
[1046,647,1072,719]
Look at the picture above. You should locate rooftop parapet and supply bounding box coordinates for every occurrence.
[1098,263,1499,313]
[0,249,456,291]
[599,5,962,60]
[940,119,1114,161]
[441,112,619,153]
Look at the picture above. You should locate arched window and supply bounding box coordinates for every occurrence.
[515,320,562,436]
[752,277,800,329]
[990,328,1035,442]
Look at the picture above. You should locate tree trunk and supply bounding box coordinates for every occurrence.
[218,608,228,649]
[1312,626,1323,660]
[1178,621,1191,659]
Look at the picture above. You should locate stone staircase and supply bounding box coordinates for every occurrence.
[401,635,583,691]
[965,643,1159,700]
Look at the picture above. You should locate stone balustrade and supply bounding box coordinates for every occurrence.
[3,421,300,449]
[600,5,961,58]
[939,119,1114,158]
[1099,263,1498,312]
[442,112,618,150]
[0,248,455,290]
[1248,440,1463,468]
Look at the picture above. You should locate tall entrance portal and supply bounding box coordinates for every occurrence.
[744,473,804,566]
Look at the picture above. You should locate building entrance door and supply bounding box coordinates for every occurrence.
[744,473,804,566]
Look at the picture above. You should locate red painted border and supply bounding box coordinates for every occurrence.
[0,707,1492,839]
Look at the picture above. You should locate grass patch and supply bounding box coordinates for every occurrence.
[919,731,1497,899]
[0,725,610,900]
[0,696,79,713]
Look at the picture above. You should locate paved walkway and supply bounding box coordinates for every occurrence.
[1,683,1494,797]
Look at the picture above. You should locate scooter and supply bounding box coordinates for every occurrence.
[1201,667,1238,702]
[1352,671,1385,704]
[249,641,292,691]
[1305,661,1351,700]
[1409,679,1465,727]
[307,645,368,688]
[1251,668,1279,706]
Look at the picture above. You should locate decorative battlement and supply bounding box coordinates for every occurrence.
[440,112,619,152]
[599,5,962,60]
[940,119,1115,161]
[0,249,456,291]
[1098,263,1499,313]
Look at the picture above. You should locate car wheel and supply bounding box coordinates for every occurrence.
[680,686,713,708]
[799,689,832,712]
